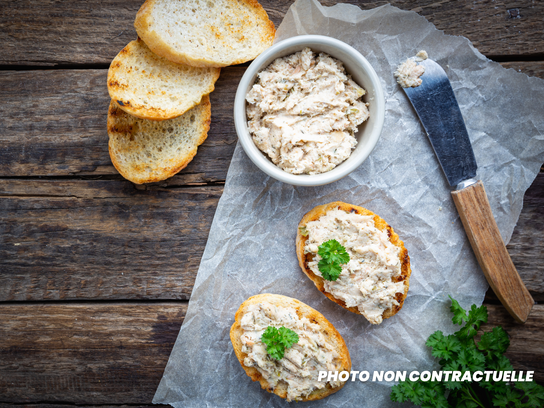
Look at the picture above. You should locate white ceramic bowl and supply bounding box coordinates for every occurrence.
[234,35,385,186]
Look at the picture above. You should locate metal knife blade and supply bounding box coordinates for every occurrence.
[401,58,534,323]
[403,59,477,187]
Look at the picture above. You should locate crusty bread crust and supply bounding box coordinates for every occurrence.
[230,294,351,401]
[107,95,211,184]
[107,39,220,121]
[134,0,276,68]
[296,202,411,322]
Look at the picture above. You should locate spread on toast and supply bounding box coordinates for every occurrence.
[297,202,411,324]
[231,294,351,402]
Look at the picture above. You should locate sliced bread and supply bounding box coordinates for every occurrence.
[230,294,351,402]
[107,39,220,120]
[107,95,211,184]
[296,202,411,324]
[134,0,275,68]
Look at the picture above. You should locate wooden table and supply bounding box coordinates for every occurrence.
[0,1,543,406]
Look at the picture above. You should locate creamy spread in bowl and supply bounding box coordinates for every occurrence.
[246,48,369,175]
[240,301,345,401]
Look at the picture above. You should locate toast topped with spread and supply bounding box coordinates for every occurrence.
[230,294,351,402]
[296,202,411,324]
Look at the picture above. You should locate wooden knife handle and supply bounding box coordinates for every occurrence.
[451,181,534,323]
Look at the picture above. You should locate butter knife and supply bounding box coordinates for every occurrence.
[402,59,534,323]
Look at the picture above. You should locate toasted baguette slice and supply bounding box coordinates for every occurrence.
[134,0,275,68]
[230,294,351,402]
[107,39,220,120]
[296,202,411,323]
[107,96,211,184]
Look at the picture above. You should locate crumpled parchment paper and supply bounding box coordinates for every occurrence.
[153,1,544,407]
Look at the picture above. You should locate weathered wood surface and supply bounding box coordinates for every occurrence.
[482,305,544,384]
[1,0,543,66]
[1,62,543,181]
[0,68,240,183]
[0,174,542,301]
[0,303,544,407]
[0,406,159,408]
[1,0,543,405]
[503,173,544,301]
[0,303,541,404]
[0,181,222,301]
[0,303,187,404]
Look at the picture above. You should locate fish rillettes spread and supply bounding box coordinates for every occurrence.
[304,208,406,324]
[240,301,345,401]
[246,48,369,175]
[394,50,428,88]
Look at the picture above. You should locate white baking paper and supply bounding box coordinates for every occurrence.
[154,1,544,407]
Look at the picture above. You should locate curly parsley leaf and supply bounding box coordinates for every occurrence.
[391,296,544,408]
[455,304,488,341]
[492,386,518,408]
[318,259,343,281]
[457,347,485,372]
[317,239,350,281]
[391,379,448,408]
[487,354,513,372]
[449,295,468,325]
[478,326,510,358]
[318,239,350,264]
[514,381,544,407]
[426,331,462,361]
[261,326,299,360]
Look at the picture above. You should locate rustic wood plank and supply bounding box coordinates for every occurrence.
[500,61,544,80]
[0,180,222,301]
[0,303,186,404]
[0,67,240,182]
[0,1,543,67]
[0,303,540,405]
[0,406,160,408]
[0,402,162,408]
[481,304,544,384]
[0,173,542,301]
[1,62,543,180]
[505,173,544,301]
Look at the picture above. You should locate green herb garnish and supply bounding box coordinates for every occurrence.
[390,296,544,408]
[317,239,350,281]
[261,326,299,360]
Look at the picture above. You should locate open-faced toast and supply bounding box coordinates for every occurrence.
[230,294,351,402]
[134,0,275,68]
[296,202,411,324]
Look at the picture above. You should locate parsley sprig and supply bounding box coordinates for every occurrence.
[317,239,350,281]
[390,296,544,408]
[261,326,299,360]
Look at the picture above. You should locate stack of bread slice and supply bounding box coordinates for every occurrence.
[107,0,275,184]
